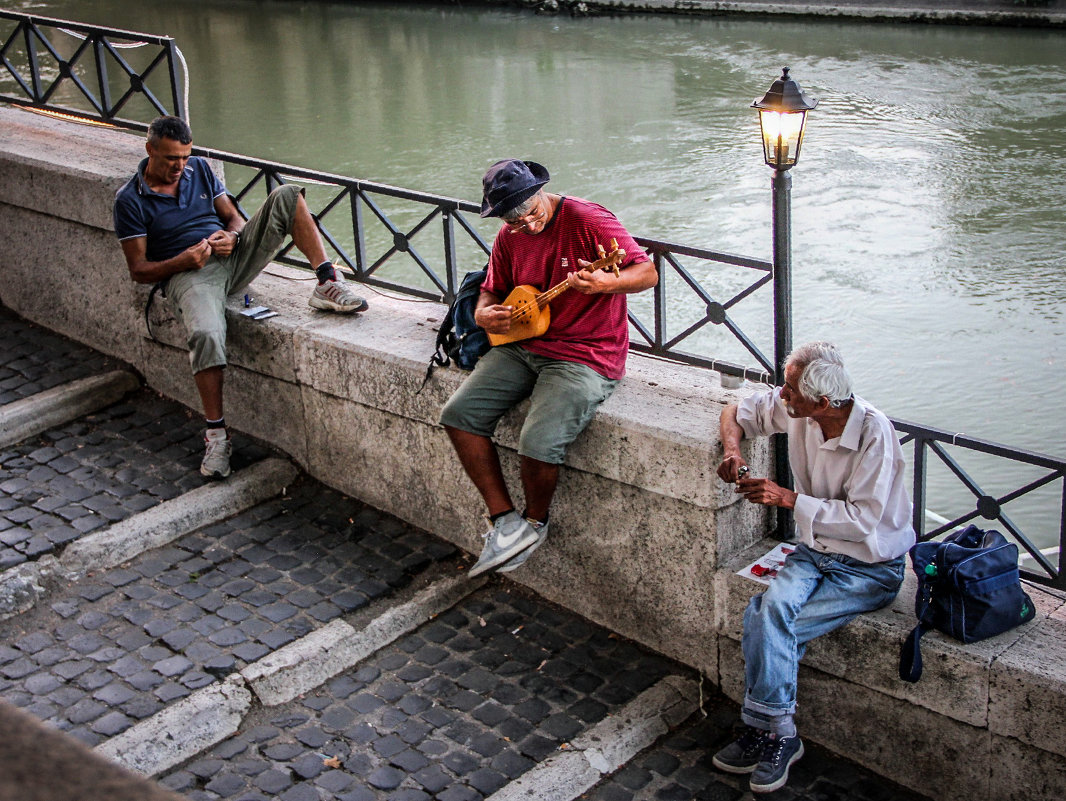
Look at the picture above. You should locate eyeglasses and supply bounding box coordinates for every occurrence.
[504,205,545,233]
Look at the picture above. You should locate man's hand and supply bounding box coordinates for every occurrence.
[717,454,749,483]
[176,239,213,271]
[569,263,615,295]
[207,229,239,257]
[736,477,798,509]
[475,304,514,335]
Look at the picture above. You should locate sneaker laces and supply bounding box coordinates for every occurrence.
[761,735,789,766]
[204,433,230,457]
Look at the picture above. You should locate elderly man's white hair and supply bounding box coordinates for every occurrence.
[785,341,853,408]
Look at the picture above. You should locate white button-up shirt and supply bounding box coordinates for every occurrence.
[736,388,915,563]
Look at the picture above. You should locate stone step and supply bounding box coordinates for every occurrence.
[150,584,691,801]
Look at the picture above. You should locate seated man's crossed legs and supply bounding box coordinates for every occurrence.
[168,185,367,479]
[440,343,617,576]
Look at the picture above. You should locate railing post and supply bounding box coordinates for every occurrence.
[912,437,927,540]
[771,168,794,540]
[442,206,458,299]
[24,21,43,102]
[164,40,186,121]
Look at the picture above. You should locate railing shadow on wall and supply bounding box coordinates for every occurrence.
[2,9,1062,591]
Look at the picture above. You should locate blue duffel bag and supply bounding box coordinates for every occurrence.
[899,524,1036,683]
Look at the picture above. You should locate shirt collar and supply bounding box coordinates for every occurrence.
[837,395,868,451]
[134,157,192,197]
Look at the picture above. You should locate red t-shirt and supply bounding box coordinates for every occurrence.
[482,196,648,379]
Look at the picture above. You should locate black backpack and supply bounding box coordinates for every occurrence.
[419,268,491,389]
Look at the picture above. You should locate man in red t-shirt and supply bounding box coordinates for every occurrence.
[440,159,657,577]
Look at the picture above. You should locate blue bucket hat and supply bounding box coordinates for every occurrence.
[480,159,550,218]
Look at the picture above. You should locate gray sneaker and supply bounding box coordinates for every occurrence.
[309,276,369,313]
[468,512,538,577]
[712,725,769,774]
[750,733,804,794]
[497,518,548,573]
[200,429,232,479]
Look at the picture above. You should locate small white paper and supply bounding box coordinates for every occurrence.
[737,542,797,585]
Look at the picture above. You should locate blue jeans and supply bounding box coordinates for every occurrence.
[741,543,905,731]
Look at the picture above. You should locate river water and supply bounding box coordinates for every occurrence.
[6,1,1066,547]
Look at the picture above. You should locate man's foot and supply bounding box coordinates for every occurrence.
[309,277,369,313]
[711,725,770,774]
[468,512,538,577]
[200,428,232,479]
[749,733,804,794]
[497,518,548,573]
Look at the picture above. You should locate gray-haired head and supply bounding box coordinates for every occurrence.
[785,341,853,408]
[501,191,543,222]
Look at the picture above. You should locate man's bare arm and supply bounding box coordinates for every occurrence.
[120,236,210,284]
[568,257,658,295]
[717,403,748,482]
[473,289,512,334]
[204,194,245,258]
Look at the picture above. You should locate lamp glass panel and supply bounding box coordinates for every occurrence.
[759,110,807,168]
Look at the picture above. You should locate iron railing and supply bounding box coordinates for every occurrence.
[0,10,186,129]
[191,148,1066,590]
[896,420,1065,589]
[2,12,1061,589]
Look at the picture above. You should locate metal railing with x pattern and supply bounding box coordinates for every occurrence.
[195,146,1064,589]
[2,11,1061,589]
[896,421,1066,589]
[0,10,185,129]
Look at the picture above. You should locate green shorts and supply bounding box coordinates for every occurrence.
[439,344,619,465]
[165,184,302,374]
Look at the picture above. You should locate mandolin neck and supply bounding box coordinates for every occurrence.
[533,279,573,309]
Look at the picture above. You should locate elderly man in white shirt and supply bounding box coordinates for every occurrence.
[710,341,915,795]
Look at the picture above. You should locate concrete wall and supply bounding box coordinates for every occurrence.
[2,105,1064,800]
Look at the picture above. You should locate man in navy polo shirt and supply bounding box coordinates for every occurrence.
[114,116,368,479]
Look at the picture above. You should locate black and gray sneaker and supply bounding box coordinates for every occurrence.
[711,725,770,774]
[750,732,804,794]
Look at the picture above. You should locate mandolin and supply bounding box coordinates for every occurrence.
[487,239,626,347]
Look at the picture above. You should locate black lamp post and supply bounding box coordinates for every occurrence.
[752,67,817,538]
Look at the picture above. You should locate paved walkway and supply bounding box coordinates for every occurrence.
[0,304,930,801]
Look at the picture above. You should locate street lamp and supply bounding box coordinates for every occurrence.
[752,66,818,171]
[752,67,817,538]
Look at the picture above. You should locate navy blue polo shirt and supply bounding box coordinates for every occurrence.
[113,156,227,263]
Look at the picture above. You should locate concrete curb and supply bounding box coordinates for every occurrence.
[242,572,487,706]
[485,674,699,801]
[95,677,253,778]
[60,457,299,574]
[0,369,142,449]
[0,458,299,621]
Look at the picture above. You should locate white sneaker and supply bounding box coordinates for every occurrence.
[200,428,232,479]
[497,518,548,573]
[468,512,538,578]
[309,276,369,313]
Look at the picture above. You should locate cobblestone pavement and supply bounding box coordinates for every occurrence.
[0,306,122,404]
[0,390,271,569]
[1,307,931,801]
[0,477,456,747]
[158,587,679,801]
[585,709,930,801]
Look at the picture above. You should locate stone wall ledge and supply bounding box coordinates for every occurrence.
[2,105,1065,799]
[573,1,1066,27]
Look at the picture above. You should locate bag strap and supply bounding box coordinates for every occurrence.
[416,305,457,395]
[899,548,942,683]
[899,620,932,683]
[144,281,166,343]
